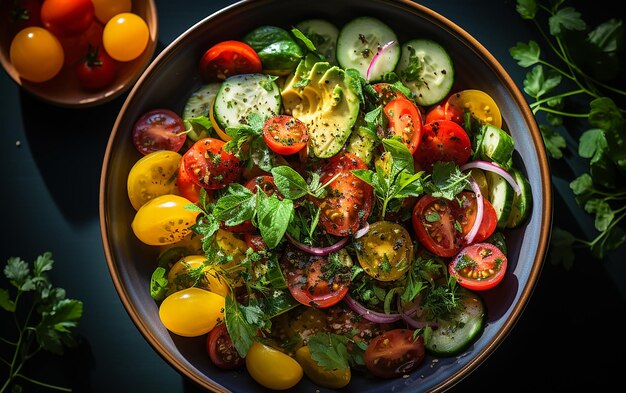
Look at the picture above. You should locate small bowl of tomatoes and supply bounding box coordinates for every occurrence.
[100,0,552,392]
[0,0,158,107]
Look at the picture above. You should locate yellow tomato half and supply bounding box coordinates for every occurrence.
[246,342,303,390]
[131,194,198,246]
[445,89,502,128]
[158,287,225,337]
[127,150,181,210]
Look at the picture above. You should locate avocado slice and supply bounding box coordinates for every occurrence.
[282,59,360,158]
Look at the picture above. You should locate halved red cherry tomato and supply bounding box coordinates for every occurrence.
[176,162,204,204]
[411,191,496,257]
[456,191,498,243]
[364,329,425,379]
[382,97,422,154]
[281,246,350,308]
[423,102,452,124]
[199,40,262,82]
[313,153,373,237]
[206,323,245,370]
[132,109,187,155]
[40,0,95,37]
[449,242,507,290]
[181,138,241,190]
[413,120,471,171]
[75,45,117,91]
[262,115,309,155]
[372,82,407,105]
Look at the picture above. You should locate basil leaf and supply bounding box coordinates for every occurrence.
[271,166,309,199]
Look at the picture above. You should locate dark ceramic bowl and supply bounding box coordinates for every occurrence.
[0,0,158,108]
[100,0,552,391]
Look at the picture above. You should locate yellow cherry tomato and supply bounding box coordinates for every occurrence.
[9,27,64,83]
[246,342,303,390]
[354,221,414,281]
[167,255,229,297]
[103,12,149,62]
[158,287,225,337]
[127,150,182,210]
[446,89,503,128]
[92,0,132,24]
[131,194,199,246]
[295,346,351,389]
[215,229,247,268]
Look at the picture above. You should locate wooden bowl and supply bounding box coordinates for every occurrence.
[0,0,158,108]
[100,0,552,391]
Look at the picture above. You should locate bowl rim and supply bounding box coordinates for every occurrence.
[99,0,553,391]
[0,0,159,108]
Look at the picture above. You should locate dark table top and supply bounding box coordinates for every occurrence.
[1,0,625,392]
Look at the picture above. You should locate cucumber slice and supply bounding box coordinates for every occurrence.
[336,16,400,82]
[296,19,339,65]
[485,170,514,228]
[182,83,221,141]
[425,288,485,356]
[477,124,515,165]
[505,168,533,228]
[345,125,378,165]
[213,73,281,130]
[395,39,455,106]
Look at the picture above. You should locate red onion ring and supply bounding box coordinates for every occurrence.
[285,233,349,256]
[366,40,396,81]
[461,160,521,195]
[344,294,402,323]
[465,175,484,244]
[354,222,370,239]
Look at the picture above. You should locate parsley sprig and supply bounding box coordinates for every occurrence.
[510,0,626,266]
[1,252,83,393]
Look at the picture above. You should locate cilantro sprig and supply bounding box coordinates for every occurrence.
[1,252,83,393]
[510,0,626,266]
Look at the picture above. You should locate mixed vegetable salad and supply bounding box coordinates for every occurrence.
[125,15,532,390]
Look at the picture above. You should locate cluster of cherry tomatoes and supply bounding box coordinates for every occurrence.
[5,0,149,90]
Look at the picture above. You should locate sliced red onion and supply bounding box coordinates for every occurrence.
[461,160,521,195]
[285,233,348,256]
[344,294,402,323]
[366,40,397,81]
[465,175,484,244]
[354,222,370,239]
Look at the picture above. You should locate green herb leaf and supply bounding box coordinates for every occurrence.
[509,40,541,67]
[523,65,562,98]
[425,162,470,200]
[578,128,607,164]
[225,294,259,358]
[0,288,15,312]
[550,227,576,269]
[515,0,537,20]
[271,166,309,199]
[150,267,169,301]
[307,333,350,370]
[549,7,586,35]
[540,125,567,159]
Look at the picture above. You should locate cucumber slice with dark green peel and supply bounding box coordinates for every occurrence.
[477,124,515,166]
[425,288,485,356]
[485,170,515,228]
[336,16,400,82]
[395,38,455,106]
[296,19,339,65]
[505,168,533,228]
[182,83,221,141]
[213,73,281,130]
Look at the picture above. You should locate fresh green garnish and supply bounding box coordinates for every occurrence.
[510,0,626,266]
[1,252,83,393]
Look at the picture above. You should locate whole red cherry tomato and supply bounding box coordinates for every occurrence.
[75,45,117,90]
[4,0,42,37]
[40,0,95,37]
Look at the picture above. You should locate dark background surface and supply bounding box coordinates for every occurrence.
[1,0,625,392]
